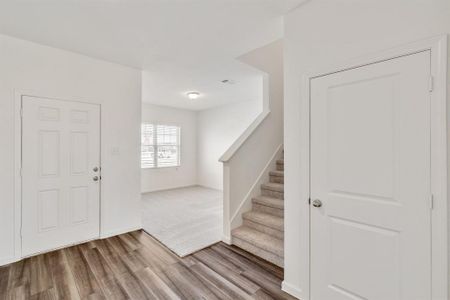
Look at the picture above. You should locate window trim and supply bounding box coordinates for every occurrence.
[141,123,181,169]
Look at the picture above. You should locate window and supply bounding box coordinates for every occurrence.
[141,123,181,168]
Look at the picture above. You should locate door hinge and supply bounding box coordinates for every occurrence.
[429,76,434,93]
[429,194,434,210]
[20,108,23,118]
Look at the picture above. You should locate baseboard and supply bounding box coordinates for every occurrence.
[0,226,143,267]
[222,235,232,245]
[141,184,200,194]
[3,235,99,266]
[196,184,223,192]
[282,281,304,299]
[0,255,20,267]
[100,225,142,239]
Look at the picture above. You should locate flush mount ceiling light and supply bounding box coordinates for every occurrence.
[221,79,236,84]
[186,91,200,100]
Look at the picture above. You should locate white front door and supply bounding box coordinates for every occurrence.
[310,51,431,300]
[22,96,101,256]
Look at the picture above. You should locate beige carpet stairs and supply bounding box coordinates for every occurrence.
[231,154,284,267]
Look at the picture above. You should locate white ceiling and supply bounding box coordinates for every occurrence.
[0,0,305,110]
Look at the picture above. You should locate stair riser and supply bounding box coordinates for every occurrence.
[244,220,284,240]
[253,203,284,217]
[269,175,284,184]
[261,189,283,199]
[276,163,284,171]
[232,237,284,268]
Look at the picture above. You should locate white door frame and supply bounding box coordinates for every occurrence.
[13,91,102,263]
[291,35,448,300]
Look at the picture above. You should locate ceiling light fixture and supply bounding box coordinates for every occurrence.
[221,79,235,84]
[186,91,200,100]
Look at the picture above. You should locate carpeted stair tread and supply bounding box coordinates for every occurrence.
[231,150,285,267]
[252,196,284,209]
[261,182,284,192]
[243,211,283,232]
[232,226,283,258]
[232,236,284,267]
[269,170,284,177]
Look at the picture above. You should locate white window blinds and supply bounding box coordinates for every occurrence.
[141,123,181,168]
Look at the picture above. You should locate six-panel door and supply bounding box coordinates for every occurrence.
[22,96,100,256]
[310,51,432,300]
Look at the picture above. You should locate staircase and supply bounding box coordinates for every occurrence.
[231,154,284,267]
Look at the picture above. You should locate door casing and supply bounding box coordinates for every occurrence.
[281,35,448,300]
[12,92,102,264]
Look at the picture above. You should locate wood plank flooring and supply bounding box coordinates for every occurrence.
[0,230,297,300]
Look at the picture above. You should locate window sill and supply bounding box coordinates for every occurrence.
[141,166,181,170]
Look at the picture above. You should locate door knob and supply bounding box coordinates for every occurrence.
[93,176,99,182]
[93,166,99,172]
[312,199,322,208]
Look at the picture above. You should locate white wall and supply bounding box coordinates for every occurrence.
[0,34,142,265]
[283,0,450,298]
[141,103,197,192]
[141,99,261,192]
[197,100,261,190]
[221,39,284,242]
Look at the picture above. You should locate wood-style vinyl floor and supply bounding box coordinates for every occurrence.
[0,230,296,300]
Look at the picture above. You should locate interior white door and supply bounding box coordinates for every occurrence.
[22,96,100,256]
[310,51,431,300]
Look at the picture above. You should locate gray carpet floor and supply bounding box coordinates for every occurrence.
[141,186,223,257]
